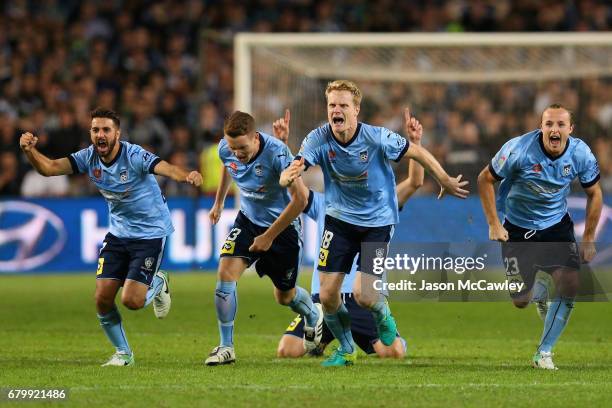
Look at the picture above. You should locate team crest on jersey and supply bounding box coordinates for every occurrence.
[359,150,368,162]
[120,169,128,182]
[532,163,542,173]
[562,164,571,177]
[93,168,102,179]
[142,257,155,271]
[328,150,336,161]
[229,162,238,174]
[254,163,263,177]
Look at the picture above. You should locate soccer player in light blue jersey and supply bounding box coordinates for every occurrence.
[281,80,469,366]
[19,108,203,366]
[274,108,423,359]
[478,104,603,370]
[204,111,322,366]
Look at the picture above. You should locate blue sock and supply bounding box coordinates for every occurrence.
[370,297,391,323]
[144,274,165,307]
[97,307,131,355]
[531,279,548,303]
[538,297,574,353]
[323,303,355,354]
[215,281,237,347]
[288,286,318,327]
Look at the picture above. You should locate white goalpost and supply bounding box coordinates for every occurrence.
[234,32,612,151]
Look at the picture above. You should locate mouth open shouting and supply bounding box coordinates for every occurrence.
[96,138,109,155]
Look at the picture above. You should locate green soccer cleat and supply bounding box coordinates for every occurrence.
[101,352,134,367]
[321,347,357,367]
[376,313,397,347]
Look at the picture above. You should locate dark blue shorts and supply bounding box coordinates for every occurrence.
[96,232,166,286]
[317,215,393,275]
[220,211,302,291]
[502,213,580,298]
[283,294,401,355]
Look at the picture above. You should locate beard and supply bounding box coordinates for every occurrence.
[95,137,117,158]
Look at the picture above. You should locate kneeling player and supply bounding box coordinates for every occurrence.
[205,111,323,366]
[273,108,424,359]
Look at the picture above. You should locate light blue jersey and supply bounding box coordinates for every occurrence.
[298,123,408,227]
[219,132,294,227]
[489,129,600,230]
[304,191,356,294]
[69,141,174,239]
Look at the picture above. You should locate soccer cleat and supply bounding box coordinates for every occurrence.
[205,346,236,366]
[376,313,398,347]
[532,351,558,370]
[321,347,357,367]
[303,303,324,353]
[153,270,171,319]
[101,352,134,367]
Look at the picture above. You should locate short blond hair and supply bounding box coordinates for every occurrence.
[325,80,362,106]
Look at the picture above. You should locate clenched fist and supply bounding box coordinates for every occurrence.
[20,132,38,152]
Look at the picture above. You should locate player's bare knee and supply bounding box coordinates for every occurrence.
[121,295,145,310]
[354,292,376,309]
[319,291,338,313]
[274,288,294,306]
[512,299,529,308]
[94,291,115,311]
[276,344,302,358]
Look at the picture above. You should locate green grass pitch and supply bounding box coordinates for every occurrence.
[1,271,612,407]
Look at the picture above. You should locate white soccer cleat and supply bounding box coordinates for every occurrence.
[303,303,324,353]
[153,270,171,319]
[205,346,236,366]
[101,352,134,367]
[532,351,558,370]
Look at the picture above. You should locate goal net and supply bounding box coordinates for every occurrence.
[234,33,612,186]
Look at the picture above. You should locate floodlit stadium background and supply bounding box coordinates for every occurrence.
[0,1,610,273]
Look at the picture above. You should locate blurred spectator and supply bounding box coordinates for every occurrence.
[160,151,199,197]
[199,142,225,196]
[0,151,20,195]
[0,0,609,196]
[21,170,70,197]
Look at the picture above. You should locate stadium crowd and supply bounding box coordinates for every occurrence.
[0,0,610,197]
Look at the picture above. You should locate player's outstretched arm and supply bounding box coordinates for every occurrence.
[19,132,73,176]
[404,143,469,199]
[477,166,508,242]
[396,109,425,206]
[581,182,603,262]
[209,165,231,225]
[152,160,202,186]
[249,175,309,252]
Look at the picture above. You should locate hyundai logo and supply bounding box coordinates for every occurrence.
[0,201,67,271]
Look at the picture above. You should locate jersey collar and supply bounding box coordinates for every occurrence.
[247,132,265,165]
[538,130,570,162]
[328,123,362,148]
[100,141,124,167]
